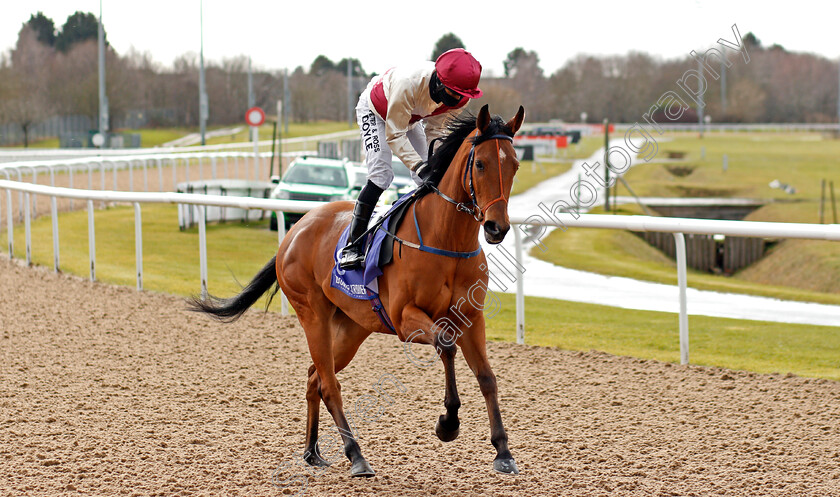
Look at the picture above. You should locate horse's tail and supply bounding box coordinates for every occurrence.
[187,256,280,323]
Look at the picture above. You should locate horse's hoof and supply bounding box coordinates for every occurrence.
[350,458,375,477]
[493,457,519,475]
[303,450,331,468]
[435,416,460,442]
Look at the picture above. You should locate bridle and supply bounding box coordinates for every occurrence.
[430,132,514,223]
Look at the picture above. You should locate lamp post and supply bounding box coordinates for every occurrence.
[199,0,208,146]
[97,0,109,144]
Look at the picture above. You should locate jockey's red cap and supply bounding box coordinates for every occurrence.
[435,48,483,99]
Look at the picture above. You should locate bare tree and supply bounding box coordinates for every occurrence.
[2,26,52,146]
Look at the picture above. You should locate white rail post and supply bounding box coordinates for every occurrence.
[88,200,96,281]
[6,187,13,257]
[172,158,178,191]
[68,164,75,211]
[198,156,203,181]
[134,202,143,291]
[253,132,259,181]
[31,169,38,215]
[128,160,134,191]
[24,193,31,265]
[277,211,289,315]
[198,205,208,300]
[673,232,689,365]
[156,158,163,192]
[51,196,59,272]
[185,157,191,183]
[142,160,148,192]
[211,156,217,179]
[16,169,23,223]
[113,161,119,191]
[100,161,106,209]
[514,225,525,344]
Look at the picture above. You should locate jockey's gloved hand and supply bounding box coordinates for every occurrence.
[414,161,434,182]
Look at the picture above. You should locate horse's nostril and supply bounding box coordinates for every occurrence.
[485,221,501,236]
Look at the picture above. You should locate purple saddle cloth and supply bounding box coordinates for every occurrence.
[330,223,390,300]
[330,192,415,300]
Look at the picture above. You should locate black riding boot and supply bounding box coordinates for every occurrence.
[339,181,383,269]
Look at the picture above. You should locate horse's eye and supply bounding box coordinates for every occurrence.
[475,160,484,171]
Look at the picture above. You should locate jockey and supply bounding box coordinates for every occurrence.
[338,48,484,270]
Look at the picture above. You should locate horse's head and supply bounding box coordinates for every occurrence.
[460,104,525,244]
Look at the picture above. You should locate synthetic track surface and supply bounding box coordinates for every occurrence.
[2,257,839,496]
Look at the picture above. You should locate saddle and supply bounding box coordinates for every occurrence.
[330,188,422,299]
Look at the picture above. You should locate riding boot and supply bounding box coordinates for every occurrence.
[338,200,377,269]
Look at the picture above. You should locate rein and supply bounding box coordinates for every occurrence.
[431,133,514,223]
[377,132,514,260]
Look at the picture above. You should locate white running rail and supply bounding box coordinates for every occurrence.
[2,179,840,365]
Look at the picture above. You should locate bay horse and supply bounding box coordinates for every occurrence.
[190,104,525,477]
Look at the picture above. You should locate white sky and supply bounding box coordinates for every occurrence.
[2,0,838,76]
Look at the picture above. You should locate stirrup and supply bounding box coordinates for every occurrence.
[339,244,365,270]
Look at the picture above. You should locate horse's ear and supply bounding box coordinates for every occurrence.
[506,106,525,135]
[476,104,491,133]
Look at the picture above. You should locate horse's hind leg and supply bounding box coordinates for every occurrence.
[303,364,330,468]
[302,312,372,469]
[458,320,519,475]
[298,303,374,477]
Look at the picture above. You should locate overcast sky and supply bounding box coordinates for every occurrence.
[2,1,838,77]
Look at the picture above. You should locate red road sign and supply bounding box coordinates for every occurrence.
[245,107,265,127]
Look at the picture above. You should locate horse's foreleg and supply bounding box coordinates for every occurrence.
[400,305,461,442]
[458,321,519,475]
[435,333,461,442]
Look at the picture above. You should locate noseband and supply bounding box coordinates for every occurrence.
[431,133,514,223]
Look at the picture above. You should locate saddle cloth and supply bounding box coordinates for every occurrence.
[330,190,417,300]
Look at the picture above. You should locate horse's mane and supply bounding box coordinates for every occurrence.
[422,111,514,192]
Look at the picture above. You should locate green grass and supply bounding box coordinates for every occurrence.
[5,122,353,150]
[526,131,840,303]
[22,137,61,148]
[131,128,194,147]
[487,294,840,381]
[511,136,602,195]
[531,204,840,305]
[2,203,838,380]
[204,121,354,145]
[625,132,840,199]
[0,204,281,304]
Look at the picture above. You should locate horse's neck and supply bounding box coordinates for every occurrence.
[414,160,480,252]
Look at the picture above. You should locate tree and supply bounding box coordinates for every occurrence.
[55,11,102,53]
[431,33,465,60]
[336,58,366,78]
[3,26,52,146]
[309,55,335,75]
[27,12,56,47]
[742,32,761,50]
[504,47,542,78]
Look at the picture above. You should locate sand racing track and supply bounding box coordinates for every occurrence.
[1,257,839,496]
